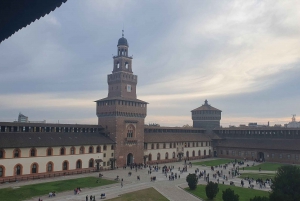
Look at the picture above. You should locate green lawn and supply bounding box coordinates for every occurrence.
[108,187,169,201]
[243,163,289,171]
[240,173,275,180]
[193,159,233,167]
[186,184,269,201]
[0,177,116,201]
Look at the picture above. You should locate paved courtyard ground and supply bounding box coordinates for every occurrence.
[0,158,273,201]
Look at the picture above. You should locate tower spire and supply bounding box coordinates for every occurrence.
[122,29,124,37]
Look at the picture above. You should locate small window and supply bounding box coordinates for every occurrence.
[89,146,93,153]
[60,147,65,155]
[96,146,101,153]
[14,149,20,158]
[111,153,114,157]
[104,153,106,157]
[47,148,52,156]
[111,145,114,150]
[79,146,85,154]
[30,148,36,157]
[156,143,159,149]
[103,145,107,151]
[70,147,75,155]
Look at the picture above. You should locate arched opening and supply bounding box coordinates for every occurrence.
[172,152,175,158]
[127,125,135,138]
[30,148,36,157]
[0,166,5,177]
[79,146,85,154]
[14,164,22,176]
[70,147,75,155]
[165,152,169,159]
[46,162,54,172]
[148,153,152,161]
[96,146,101,153]
[198,150,201,156]
[257,152,264,162]
[89,146,94,153]
[31,163,38,174]
[89,159,94,168]
[62,161,69,170]
[192,150,195,157]
[127,153,133,165]
[157,153,161,160]
[47,147,53,156]
[60,147,65,155]
[125,62,128,69]
[117,62,120,69]
[186,151,189,158]
[13,148,21,158]
[76,160,82,169]
[204,150,207,156]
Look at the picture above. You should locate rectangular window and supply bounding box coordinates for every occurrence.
[103,162,106,166]
[104,153,106,157]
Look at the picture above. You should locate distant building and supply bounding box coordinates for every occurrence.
[18,113,28,123]
[17,113,46,123]
[191,100,222,130]
[287,115,300,128]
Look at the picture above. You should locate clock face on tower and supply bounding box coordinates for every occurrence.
[127,84,132,92]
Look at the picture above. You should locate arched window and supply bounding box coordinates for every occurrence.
[103,145,107,151]
[192,150,195,157]
[96,146,101,153]
[148,154,152,161]
[15,164,22,176]
[165,152,169,159]
[89,159,94,168]
[0,149,4,158]
[156,143,159,149]
[151,144,154,149]
[31,163,38,174]
[60,147,65,155]
[125,62,128,69]
[76,160,82,169]
[47,147,53,156]
[111,145,114,150]
[47,162,53,172]
[198,150,201,156]
[13,149,21,158]
[62,161,69,170]
[163,143,166,149]
[127,125,134,138]
[204,150,207,156]
[0,166,4,177]
[157,153,160,160]
[172,152,175,158]
[117,62,120,68]
[30,148,36,157]
[70,147,75,155]
[79,146,85,154]
[89,146,94,153]
[186,151,189,157]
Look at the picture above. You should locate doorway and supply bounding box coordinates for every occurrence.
[257,152,264,161]
[127,153,133,165]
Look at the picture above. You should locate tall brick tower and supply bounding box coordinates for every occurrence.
[95,31,147,167]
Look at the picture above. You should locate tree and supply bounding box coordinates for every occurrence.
[222,188,239,201]
[186,173,198,190]
[205,181,219,200]
[250,196,269,201]
[269,165,300,201]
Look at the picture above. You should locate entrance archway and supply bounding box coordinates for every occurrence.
[127,153,133,165]
[257,152,264,162]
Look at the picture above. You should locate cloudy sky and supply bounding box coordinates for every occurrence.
[0,0,300,127]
